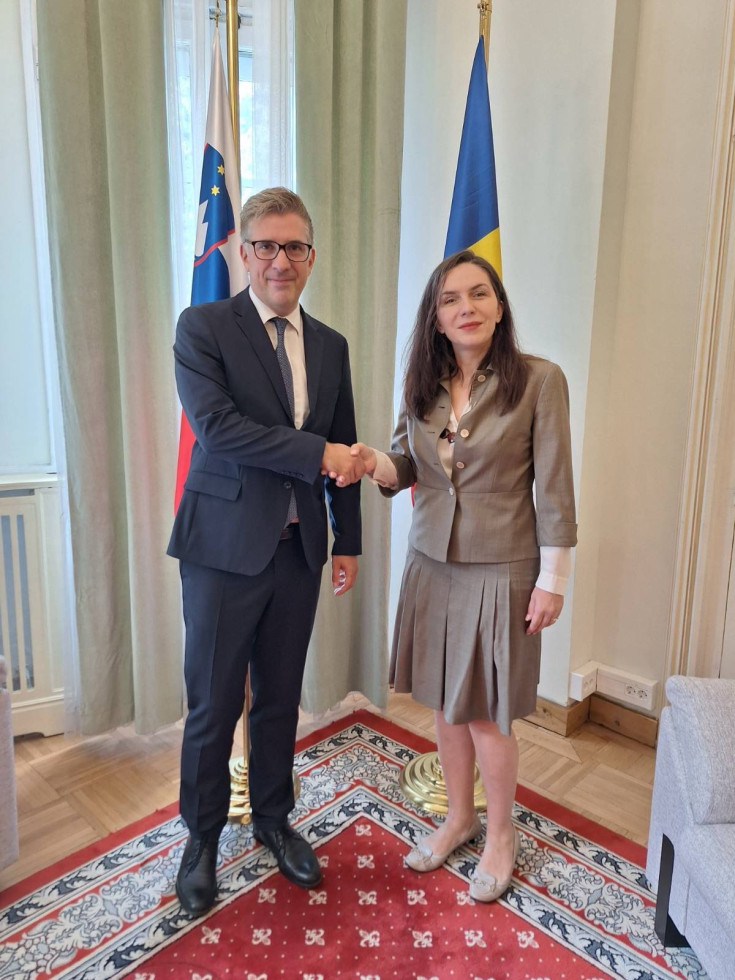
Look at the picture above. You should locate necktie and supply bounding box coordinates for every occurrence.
[273,317,295,421]
[272,317,298,524]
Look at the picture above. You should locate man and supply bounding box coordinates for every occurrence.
[168,187,364,916]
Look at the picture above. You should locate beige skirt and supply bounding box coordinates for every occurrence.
[389,547,541,735]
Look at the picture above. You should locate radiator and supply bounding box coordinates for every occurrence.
[0,477,65,736]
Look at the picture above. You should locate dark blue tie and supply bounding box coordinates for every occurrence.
[272,317,295,421]
[272,317,298,524]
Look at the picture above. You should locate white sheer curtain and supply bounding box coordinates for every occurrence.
[164,0,295,317]
[164,0,212,317]
[19,0,80,732]
[252,0,295,191]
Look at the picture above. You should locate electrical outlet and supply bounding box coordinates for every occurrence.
[569,661,598,701]
[596,666,658,711]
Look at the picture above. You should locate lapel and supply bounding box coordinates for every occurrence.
[422,370,500,458]
[232,288,292,419]
[424,383,451,437]
[420,382,451,466]
[301,309,324,428]
[468,369,499,417]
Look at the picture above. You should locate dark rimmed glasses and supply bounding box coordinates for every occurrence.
[245,240,313,262]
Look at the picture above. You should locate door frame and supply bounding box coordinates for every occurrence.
[667,0,735,680]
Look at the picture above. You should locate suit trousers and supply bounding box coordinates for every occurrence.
[179,529,322,834]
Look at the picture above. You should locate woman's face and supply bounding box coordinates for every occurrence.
[435,263,503,360]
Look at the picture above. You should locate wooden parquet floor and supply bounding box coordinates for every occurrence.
[0,691,655,891]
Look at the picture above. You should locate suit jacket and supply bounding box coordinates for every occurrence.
[168,287,361,575]
[381,356,577,563]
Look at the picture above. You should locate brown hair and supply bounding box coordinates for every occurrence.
[403,250,529,419]
[240,186,314,243]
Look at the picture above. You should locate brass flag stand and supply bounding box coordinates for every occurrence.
[398,0,495,816]
[399,751,487,815]
[217,0,299,822]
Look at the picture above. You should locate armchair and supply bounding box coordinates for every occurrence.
[646,675,735,980]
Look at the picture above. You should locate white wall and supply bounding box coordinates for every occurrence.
[0,0,53,474]
[396,0,729,710]
[573,0,729,690]
[394,0,617,703]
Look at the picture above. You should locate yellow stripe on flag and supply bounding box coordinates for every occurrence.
[469,228,502,280]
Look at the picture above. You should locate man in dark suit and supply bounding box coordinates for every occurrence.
[168,187,363,916]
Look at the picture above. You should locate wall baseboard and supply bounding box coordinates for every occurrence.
[525,694,659,746]
[525,695,590,737]
[589,694,658,747]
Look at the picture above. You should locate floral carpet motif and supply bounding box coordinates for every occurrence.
[0,711,707,980]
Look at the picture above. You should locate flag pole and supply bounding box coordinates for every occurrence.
[400,1,499,818]
[221,0,252,824]
[478,0,493,65]
[222,0,301,822]
[226,0,240,151]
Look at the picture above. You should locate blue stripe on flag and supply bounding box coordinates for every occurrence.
[191,142,235,305]
[445,38,500,258]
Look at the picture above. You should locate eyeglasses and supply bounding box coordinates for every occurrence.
[245,240,313,262]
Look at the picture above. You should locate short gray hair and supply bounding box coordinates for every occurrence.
[240,187,314,243]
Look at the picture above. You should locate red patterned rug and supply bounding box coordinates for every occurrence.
[0,710,706,980]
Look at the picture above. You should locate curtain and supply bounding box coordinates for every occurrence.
[37,0,183,734]
[294,0,408,712]
[252,0,295,191]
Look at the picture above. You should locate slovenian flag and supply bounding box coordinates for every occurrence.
[444,38,502,276]
[174,33,246,510]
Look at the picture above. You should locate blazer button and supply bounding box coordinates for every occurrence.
[460,428,469,438]
[284,481,292,489]
[455,461,465,469]
[449,487,455,495]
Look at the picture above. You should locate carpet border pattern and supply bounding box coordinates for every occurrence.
[0,711,706,980]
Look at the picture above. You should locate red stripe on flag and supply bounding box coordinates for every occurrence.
[193,231,235,267]
[174,412,196,512]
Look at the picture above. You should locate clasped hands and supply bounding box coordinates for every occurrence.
[321,442,377,487]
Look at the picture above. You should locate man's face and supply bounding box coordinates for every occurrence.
[241,212,315,316]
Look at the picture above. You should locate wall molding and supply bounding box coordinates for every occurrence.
[525,696,591,738]
[667,0,735,680]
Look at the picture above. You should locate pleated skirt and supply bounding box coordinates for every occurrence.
[389,547,542,735]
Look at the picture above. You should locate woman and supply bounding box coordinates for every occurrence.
[351,250,577,901]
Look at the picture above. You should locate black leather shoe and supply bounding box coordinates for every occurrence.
[253,822,322,888]
[176,831,220,916]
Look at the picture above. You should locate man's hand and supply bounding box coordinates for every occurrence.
[332,555,358,595]
[349,443,377,478]
[321,442,366,487]
[525,587,563,635]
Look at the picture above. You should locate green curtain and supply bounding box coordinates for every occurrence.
[294,0,408,712]
[37,0,182,734]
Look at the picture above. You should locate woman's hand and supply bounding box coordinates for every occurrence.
[349,442,378,479]
[525,587,563,635]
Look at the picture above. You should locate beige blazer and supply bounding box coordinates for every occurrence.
[381,356,577,563]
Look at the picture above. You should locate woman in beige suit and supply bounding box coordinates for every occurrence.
[350,250,577,901]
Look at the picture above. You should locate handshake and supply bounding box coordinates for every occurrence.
[321,442,377,487]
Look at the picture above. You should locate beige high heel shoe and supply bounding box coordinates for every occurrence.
[404,816,484,872]
[468,827,520,902]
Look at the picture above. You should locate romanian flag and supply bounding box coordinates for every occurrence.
[444,38,502,276]
[174,33,246,510]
